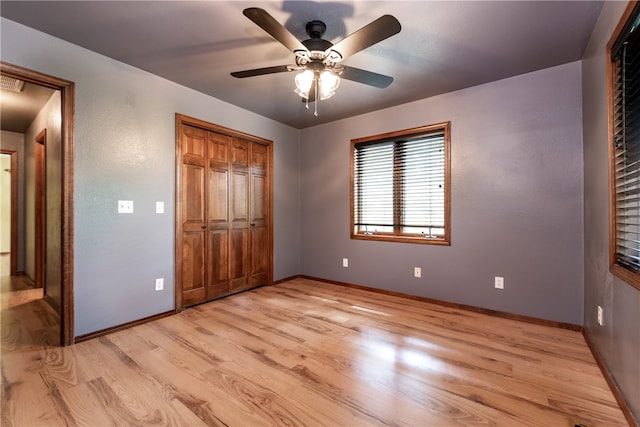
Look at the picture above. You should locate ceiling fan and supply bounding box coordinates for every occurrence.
[231,8,401,115]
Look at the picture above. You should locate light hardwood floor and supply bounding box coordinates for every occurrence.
[1,275,629,426]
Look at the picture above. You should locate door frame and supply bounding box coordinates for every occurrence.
[175,113,273,310]
[34,130,46,289]
[0,150,18,274]
[1,62,75,346]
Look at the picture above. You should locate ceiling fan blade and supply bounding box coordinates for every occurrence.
[341,66,394,88]
[326,15,401,61]
[243,8,307,53]
[231,65,292,78]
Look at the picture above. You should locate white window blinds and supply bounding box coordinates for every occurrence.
[353,132,446,238]
[612,6,640,272]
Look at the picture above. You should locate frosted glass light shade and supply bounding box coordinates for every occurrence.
[294,70,314,99]
[294,69,341,100]
[319,71,340,100]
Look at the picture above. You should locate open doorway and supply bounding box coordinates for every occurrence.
[0,62,75,346]
[0,151,17,274]
[34,129,46,289]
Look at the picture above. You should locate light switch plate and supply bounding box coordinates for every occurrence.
[156,201,164,214]
[118,200,134,213]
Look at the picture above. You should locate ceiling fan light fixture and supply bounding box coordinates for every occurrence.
[294,70,314,99]
[319,70,340,100]
[294,69,340,100]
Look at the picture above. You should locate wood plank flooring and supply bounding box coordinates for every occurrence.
[1,276,629,426]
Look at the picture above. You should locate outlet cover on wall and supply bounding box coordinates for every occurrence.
[414,267,421,278]
[495,276,504,289]
[155,278,164,291]
[343,258,349,268]
[597,305,603,326]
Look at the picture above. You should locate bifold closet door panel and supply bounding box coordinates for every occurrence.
[207,132,232,299]
[180,126,208,306]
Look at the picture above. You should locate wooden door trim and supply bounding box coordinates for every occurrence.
[175,117,186,310]
[175,113,274,310]
[0,150,18,274]
[176,114,274,146]
[34,129,46,289]
[1,62,75,346]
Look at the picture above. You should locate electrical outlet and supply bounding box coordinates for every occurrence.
[155,278,164,291]
[414,267,421,278]
[156,201,165,214]
[597,305,603,326]
[495,276,504,289]
[342,258,349,268]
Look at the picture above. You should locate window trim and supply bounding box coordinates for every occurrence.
[350,122,451,245]
[608,0,640,291]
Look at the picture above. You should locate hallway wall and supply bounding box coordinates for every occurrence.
[23,91,62,311]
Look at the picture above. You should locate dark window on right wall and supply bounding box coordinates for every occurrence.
[609,1,640,290]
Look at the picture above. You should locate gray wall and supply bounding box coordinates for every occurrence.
[2,12,636,420]
[582,2,640,423]
[0,131,26,272]
[300,61,584,325]
[24,91,63,311]
[1,17,302,336]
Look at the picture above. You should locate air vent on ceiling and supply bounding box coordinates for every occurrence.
[0,75,25,92]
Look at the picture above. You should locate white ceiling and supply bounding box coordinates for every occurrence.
[0,1,603,129]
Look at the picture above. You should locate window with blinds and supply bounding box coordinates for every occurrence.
[609,2,640,289]
[351,122,450,245]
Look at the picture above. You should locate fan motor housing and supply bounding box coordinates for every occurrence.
[302,38,333,52]
[302,20,333,52]
[306,20,326,38]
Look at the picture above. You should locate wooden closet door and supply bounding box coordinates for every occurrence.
[207,132,231,299]
[250,142,269,288]
[180,125,207,307]
[229,139,251,293]
[177,115,273,309]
